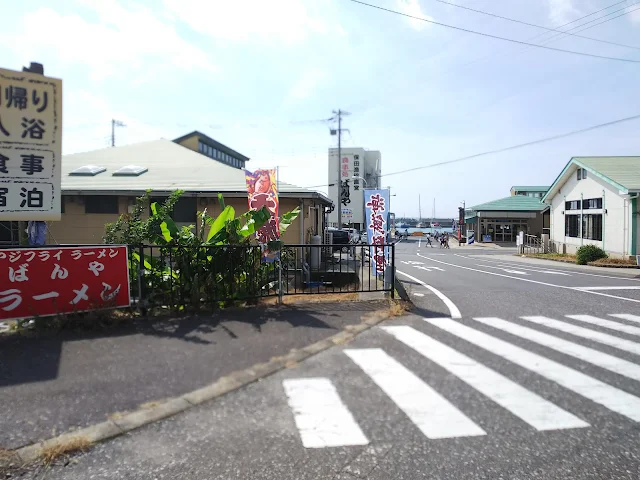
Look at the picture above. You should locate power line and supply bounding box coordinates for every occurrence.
[435,0,640,51]
[538,2,640,46]
[561,5,640,37]
[383,113,640,179]
[348,0,640,63]
[297,112,640,189]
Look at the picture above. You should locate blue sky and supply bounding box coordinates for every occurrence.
[2,0,639,218]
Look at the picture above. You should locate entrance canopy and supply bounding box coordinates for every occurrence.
[468,196,548,242]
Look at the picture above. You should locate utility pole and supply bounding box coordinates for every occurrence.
[330,109,349,230]
[111,119,126,147]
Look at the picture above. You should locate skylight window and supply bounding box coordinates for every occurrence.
[112,165,148,176]
[69,165,106,176]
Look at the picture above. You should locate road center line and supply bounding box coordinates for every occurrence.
[416,254,640,304]
[396,270,462,318]
[577,286,640,291]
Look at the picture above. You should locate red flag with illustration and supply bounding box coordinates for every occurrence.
[245,169,280,260]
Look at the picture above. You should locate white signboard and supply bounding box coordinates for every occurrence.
[0,67,62,220]
[341,207,353,221]
[339,153,363,225]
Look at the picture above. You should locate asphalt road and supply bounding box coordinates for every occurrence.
[26,239,640,479]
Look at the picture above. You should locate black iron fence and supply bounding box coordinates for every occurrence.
[0,242,395,312]
[129,243,395,310]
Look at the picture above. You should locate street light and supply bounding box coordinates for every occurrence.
[352,175,368,186]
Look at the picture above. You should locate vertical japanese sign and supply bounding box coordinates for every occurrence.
[339,153,363,225]
[364,189,390,277]
[245,169,280,262]
[0,246,130,321]
[0,67,62,221]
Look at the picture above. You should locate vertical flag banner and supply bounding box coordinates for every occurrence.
[364,189,390,277]
[245,169,280,262]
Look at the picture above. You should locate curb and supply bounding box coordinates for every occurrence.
[12,308,395,465]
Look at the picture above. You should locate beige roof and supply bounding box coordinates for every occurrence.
[62,139,330,202]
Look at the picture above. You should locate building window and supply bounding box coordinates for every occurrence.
[173,197,197,222]
[85,195,119,214]
[199,141,205,153]
[583,198,602,210]
[577,168,587,180]
[565,214,580,237]
[582,214,603,241]
[565,200,581,211]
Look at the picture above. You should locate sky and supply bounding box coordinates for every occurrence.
[1,0,639,219]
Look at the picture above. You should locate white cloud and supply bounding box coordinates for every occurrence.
[547,0,581,26]
[628,5,640,24]
[4,0,216,82]
[285,68,330,104]
[395,0,433,31]
[162,0,344,44]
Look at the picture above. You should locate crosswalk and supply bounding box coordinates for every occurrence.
[281,313,640,448]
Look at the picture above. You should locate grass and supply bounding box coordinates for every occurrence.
[589,257,638,267]
[387,299,412,317]
[41,436,91,466]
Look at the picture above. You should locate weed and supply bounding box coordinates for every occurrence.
[41,436,90,466]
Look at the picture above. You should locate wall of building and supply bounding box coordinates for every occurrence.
[175,135,199,153]
[549,167,627,256]
[47,194,317,246]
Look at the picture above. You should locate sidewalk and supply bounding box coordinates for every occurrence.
[0,299,388,450]
[485,254,640,278]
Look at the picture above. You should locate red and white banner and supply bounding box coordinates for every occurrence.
[0,245,130,321]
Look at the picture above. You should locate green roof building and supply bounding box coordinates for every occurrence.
[542,156,640,257]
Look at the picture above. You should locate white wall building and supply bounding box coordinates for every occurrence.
[328,147,381,229]
[543,157,640,257]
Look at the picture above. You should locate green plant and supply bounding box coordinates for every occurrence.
[104,191,300,309]
[575,244,607,265]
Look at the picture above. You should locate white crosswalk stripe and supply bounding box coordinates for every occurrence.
[566,314,640,336]
[521,316,640,356]
[423,317,640,422]
[282,378,368,448]
[610,314,640,324]
[345,348,486,439]
[381,325,588,431]
[473,317,640,382]
[284,313,640,448]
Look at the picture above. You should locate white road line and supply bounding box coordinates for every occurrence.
[578,286,640,291]
[282,378,368,448]
[396,270,462,318]
[416,253,640,304]
[484,262,572,276]
[521,316,640,357]
[422,318,640,422]
[473,317,640,382]
[382,326,588,431]
[344,348,486,439]
[475,264,529,275]
[610,314,640,324]
[413,292,425,297]
[473,256,640,282]
[566,315,640,336]
[418,239,421,248]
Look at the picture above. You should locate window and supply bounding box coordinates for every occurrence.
[576,168,587,180]
[582,214,603,241]
[565,200,581,211]
[213,148,217,158]
[583,198,602,210]
[199,141,205,153]
[565,215,579,237]
[173,197,197,223]
[85,195,119,214]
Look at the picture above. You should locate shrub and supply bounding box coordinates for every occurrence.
[576,244,607,265]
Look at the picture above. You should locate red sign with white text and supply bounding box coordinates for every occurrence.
[0,245,130,320]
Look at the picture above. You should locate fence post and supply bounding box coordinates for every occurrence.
[137,244,145,312]
[278,251,283,304]
[391,242,395,299]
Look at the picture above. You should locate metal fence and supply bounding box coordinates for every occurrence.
[130,242,395,310]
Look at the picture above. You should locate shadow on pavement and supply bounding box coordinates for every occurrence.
[0,300,387,450]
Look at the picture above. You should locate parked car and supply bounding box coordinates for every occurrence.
[327,228,351,252]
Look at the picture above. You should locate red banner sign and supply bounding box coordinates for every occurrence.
[0,245,130,321]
